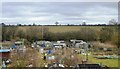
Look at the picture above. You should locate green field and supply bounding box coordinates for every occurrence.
[79,54,119,67]
[19,26,105,33]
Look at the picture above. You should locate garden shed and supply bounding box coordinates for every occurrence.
[0,49,11,59]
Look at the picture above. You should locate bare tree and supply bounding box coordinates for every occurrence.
[55,21,59,26]
[109,19,117,25]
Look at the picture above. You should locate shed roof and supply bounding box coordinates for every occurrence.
[0,49,11,53]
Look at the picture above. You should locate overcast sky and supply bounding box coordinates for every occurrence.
[1,2,118,25]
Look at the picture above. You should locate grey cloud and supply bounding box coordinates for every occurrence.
[1,2,118,25]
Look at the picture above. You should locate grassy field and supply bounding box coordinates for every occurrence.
[79,54,119,67]
[19,26,104,33]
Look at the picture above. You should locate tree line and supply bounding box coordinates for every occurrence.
[2,25,119,48]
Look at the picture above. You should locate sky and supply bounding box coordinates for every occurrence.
[1,2,118,25]
[1,0,120,2]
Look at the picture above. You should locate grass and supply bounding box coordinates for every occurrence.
[2,41,14,46]
[19,26,104,33]
[38,52,46,67]
[79,54,119,67]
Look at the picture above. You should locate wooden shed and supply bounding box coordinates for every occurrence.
[0,49,11,59]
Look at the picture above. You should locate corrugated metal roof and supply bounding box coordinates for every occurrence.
[0,49,11,53]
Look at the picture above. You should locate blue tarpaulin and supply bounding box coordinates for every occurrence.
[48,50,52,54]
[42,44,45,48]
[11,45,17,48]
